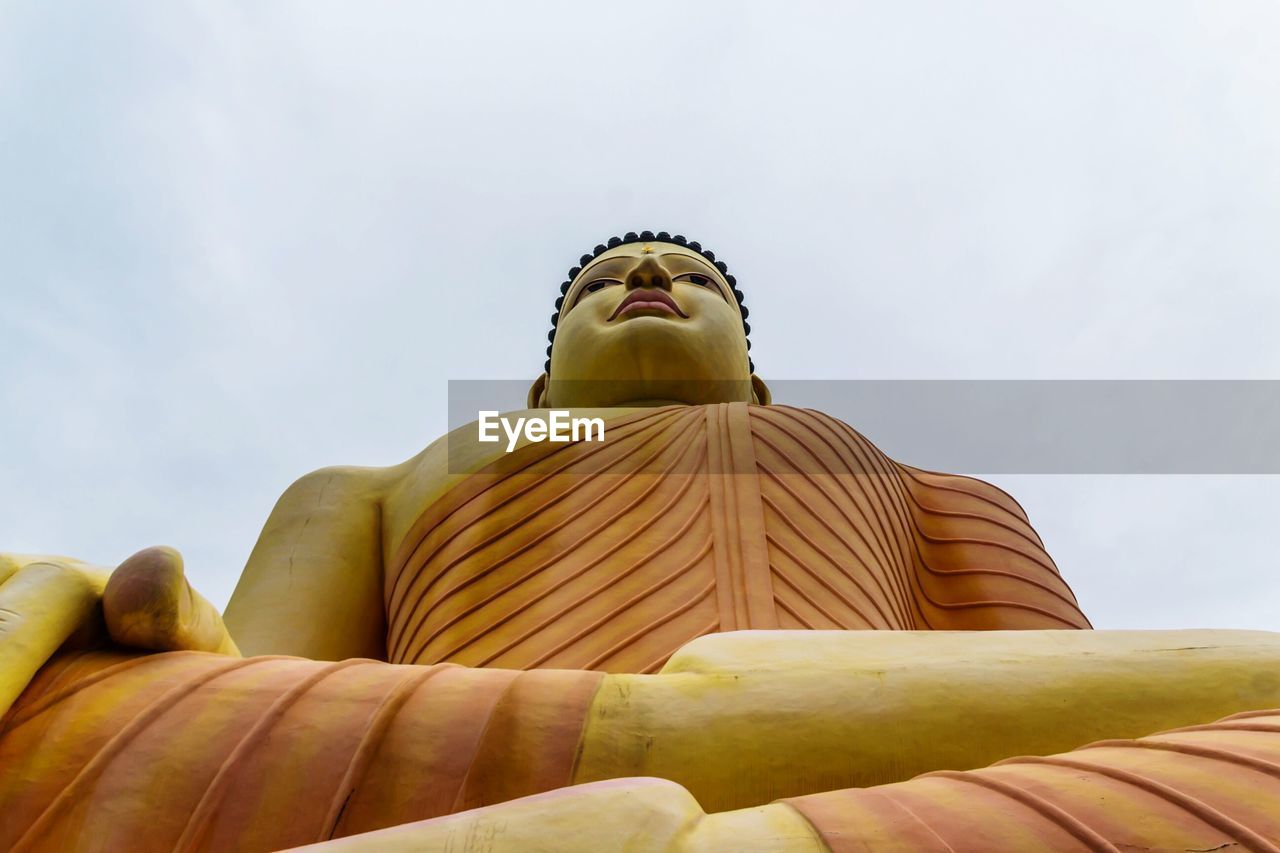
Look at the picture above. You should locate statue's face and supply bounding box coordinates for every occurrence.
[545,242,755,407]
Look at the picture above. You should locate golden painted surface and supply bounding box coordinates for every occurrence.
[2,236,1278,849]
[579,629,1280,812]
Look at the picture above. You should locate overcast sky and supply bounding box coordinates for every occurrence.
[2,2,1278,630]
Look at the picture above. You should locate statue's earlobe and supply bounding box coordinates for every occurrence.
[527,373,550,408]
[750,375,772,406]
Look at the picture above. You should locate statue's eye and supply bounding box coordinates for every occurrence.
[574,278,621,305]
[676,273,714,288]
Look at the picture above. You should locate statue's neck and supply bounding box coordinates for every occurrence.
[610,398,699,407]
[544,379,756,409]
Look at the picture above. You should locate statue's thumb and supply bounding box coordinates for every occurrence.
[103,546,191,651]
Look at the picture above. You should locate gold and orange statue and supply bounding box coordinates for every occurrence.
[2,231,1279,851]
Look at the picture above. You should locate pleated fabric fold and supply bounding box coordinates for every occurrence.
[0,650,602,852]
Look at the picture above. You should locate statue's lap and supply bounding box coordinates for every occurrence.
[0,649,599,851]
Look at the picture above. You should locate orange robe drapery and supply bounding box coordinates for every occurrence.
[784,708,1280,851]
[0,651,601,851]
[384,404,1089,672]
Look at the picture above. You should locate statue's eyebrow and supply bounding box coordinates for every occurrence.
[575,258,630,281]
[659,252,721,278]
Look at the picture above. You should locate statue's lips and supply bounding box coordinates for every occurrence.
[609,289,688,320]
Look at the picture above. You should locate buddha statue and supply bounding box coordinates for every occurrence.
[2,231,1278,852]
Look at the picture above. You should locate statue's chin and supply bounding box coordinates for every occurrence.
[548,312,752,408]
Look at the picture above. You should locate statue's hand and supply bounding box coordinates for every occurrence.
[0,547,237,719]
[103,546,240,657]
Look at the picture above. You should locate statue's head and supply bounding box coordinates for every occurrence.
[529,231,770,408]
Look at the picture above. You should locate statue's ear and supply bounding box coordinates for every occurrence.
[527,373,550,408]
[750,375,772,405]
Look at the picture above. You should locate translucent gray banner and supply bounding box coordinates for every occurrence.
[446,380,1280,474]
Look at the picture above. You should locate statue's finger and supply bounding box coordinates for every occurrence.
[0,561,108,716]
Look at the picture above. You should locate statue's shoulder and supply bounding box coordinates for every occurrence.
[751,405,1083,625]
[267,463,402,519]
[894,463,1036,529]
[747,403,1038,531]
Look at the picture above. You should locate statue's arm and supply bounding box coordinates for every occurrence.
[223,465,392,660]
[575,628,1280,809]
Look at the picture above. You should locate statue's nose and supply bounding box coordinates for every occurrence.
[624,256,673,291]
